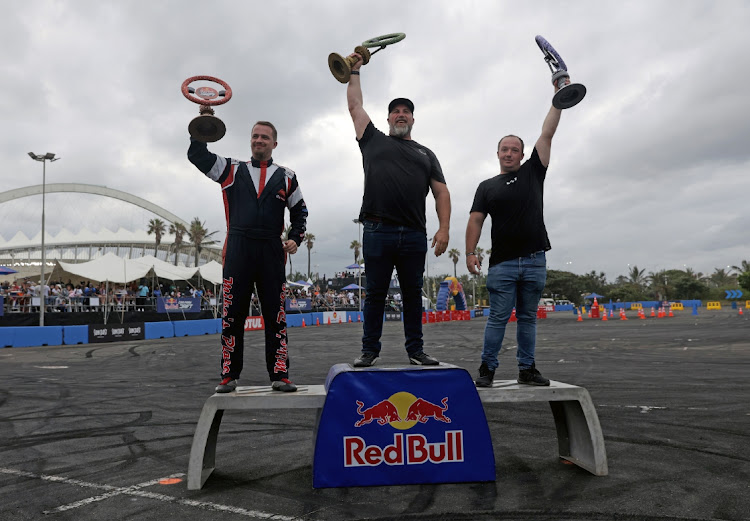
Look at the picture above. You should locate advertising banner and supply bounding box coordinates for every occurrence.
[244,316,265,331]
[322,311,345,324]
[157,296,201,313]
[88,322,145,343]
[384,311,402,321]
[285,298,312,312]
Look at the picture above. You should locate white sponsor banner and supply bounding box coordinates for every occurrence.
[323,311,345,324]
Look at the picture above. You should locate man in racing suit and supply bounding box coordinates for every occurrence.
[188,121,308,393]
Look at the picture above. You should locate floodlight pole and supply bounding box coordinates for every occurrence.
[28,152,60,326]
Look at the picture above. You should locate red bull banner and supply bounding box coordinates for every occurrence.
[312,363,494,488]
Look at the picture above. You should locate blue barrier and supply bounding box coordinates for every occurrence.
[63,325,89,345]
[145,321,175,339]
[310,312,325,326]
[174,319,219,337]
[1,327,14,347]
[286,313,312,327]
[346,311,363,323]
[10,326,64,347]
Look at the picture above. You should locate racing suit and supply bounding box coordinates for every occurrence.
[188,138,308,382]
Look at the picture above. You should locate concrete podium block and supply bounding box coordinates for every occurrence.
[188,385,326,490]
[477,380,608,476]
[187,374,608,489]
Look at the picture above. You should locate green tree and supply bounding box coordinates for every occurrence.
[448,248,460,277]
[187,217,219,267]
[544,269,585,306]
[627,265,647,287]
[169,222,187,266]
[708,268,736,288]
[304,232,315,280]
[738,272,750,293]
[147,218,166,258]
[731,260,750,275]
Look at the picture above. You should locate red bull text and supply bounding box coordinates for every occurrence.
[344,431,464,466]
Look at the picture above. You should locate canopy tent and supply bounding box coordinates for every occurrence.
[583,293,605,299]
[0,266,18,275]
[345,263,364,270]
[341,283,363,290]
[51,253,220,284]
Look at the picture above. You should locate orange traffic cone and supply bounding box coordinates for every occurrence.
[739,307,744,316]
[316,317,320,326]
[302,319,306,328]
[577,310,583,322]
[509,308,517,322]
[620,309,628,320]
[348,315,352,323]
[327,316,331,325]
[639,309,646,319]
[650,307,656,317]
[357,314,362,322]
[668,308,674,317]
[602,309,608,321]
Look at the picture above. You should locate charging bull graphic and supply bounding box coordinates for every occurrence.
[354,399,402,427]
[405,397,451,424]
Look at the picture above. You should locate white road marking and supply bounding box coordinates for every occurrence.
[34,365,69,369]
[0,468,295,520]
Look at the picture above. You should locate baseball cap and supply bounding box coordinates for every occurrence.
[388,98,414,114]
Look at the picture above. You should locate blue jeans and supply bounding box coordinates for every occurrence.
[482,251,547,371]
[361,220,427,356]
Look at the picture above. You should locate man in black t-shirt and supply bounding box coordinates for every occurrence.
[465,79,571,388]
[345,51,451,368]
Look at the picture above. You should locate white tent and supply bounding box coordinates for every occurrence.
[129,255,199,281]
[54,253,151,284]
[198,260,223,285]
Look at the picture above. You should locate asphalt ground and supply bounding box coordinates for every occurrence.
[1,308,749,521]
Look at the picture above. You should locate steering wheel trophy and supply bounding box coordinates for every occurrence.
[535,36,586,109]
[328,33,406,83]
[181,76,233,142]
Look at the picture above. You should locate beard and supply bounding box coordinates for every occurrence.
[388,121,412,138]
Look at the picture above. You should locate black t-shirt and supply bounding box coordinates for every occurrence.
[358,121,446,232]
[470,147,550,266]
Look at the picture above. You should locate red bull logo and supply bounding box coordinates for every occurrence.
[345,392,461,467]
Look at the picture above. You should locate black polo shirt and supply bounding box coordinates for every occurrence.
[358,122,445,232]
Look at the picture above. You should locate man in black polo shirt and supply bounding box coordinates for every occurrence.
[465,78,571,388]
[345,51,451,367]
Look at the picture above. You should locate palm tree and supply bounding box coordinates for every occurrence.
[169,222,187,266]
[448,248,460,277]
[350,240,361,264]
[187,217,219,267]
[475,247,485,266]
[304,233,315,279]
[731,260,750,274]
[627,265,647,287]
[147,218,166,258]
[708,268,736,288]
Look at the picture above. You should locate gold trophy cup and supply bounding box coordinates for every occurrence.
[181,76,233,142]
[328,33,406,83]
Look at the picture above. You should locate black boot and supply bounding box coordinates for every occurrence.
[475,362,495,388]
[517,363,550,386]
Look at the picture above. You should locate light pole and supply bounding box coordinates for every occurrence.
[28,152,60,326]
[353,218,362,311]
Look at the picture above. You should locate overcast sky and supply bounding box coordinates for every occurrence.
[2,0,749,281]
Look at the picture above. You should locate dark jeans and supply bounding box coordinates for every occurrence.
[361,220,427,356]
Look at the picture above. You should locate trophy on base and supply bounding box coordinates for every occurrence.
[181,76,233,142]
[535,36,586,109]
[328,33,406,83]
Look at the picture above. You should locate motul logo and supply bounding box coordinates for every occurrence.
[244,317,264,331]
[343,431,463,467]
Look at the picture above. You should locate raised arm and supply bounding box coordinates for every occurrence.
[346,53,372,140]
[430,179,451,257]
[534,78,569,167]
[465,211,487,275]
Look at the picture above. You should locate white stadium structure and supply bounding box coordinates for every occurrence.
[0,183,221,281]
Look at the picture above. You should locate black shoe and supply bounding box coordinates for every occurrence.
[409,351,439,366]
[475,362,495,388]
[215,377,237,393]
[271,378,298,392]
[517,364,550,386]
[354,352,379,367]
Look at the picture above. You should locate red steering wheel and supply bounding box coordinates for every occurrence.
[181,76,232,106]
